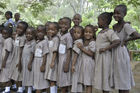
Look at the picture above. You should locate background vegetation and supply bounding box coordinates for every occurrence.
[0,0,140,60]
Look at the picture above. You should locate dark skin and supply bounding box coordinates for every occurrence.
[72,14,82,26]
[113,7,140,46]
[25,28,35,71]
[72,27,83,73]
[77,26,95,93]
[113,6,140,93]
[60,18,71,93]
[1,30,12,89]
[5,13,13,27]
[98,15,120,93]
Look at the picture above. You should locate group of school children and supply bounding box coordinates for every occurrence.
[0,4,140,93]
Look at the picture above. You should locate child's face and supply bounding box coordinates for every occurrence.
[72,15,82,26]
[98,17,105,28]
[5,14,10,20]
[12,32,17,40]
[2,30,9,39]
[47,24,58,37]
[61,19,70,32]
[36,31,44,40]
[113,7,125,21]
[84,27,93,40]
[26,29,34,41]
[14,14,20,21]
[73,27,82,40]
[16,23,25,36]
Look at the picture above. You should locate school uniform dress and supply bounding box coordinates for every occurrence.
[0,34,3,70]
[22,40,36,86]
[94,29,119,91]
[71,39,83,92]
[0,37,13,82]
[112,23,135,90]
[57,32,73,87]
[44,36,59,82]
[4,18,15,27]
[79,40,95,86]
[9,35,26,81]
[33,39,49,90]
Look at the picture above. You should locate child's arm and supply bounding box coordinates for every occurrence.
[77,43,94,57]
[71,51,78,73]
[63,49,71,73]
[50,52,57,69]
[122,32,140,46]
[28,53,34,71]
[40,53,47,72]
[1,50,9,69]
[99,40,120,53]
[17,47,24,72]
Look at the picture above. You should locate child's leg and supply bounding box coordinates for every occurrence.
[17,81,23,92]
[4,81,11,92]
[50,81,56,93]
[119,90,129,93]
[103,90,109,93]
[36,90,41,93]
[86,86,92,93]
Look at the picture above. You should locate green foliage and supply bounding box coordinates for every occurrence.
[0,0,140,60]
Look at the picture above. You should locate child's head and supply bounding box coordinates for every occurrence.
[5,11,13,20]
[2,27,13,39]
[36,25,46,40]
[72,14,82,26]
[60,17,71,33]
[58,18,63,30]
[16,21,28,36]
[26,27,36,41]
[14,13,20,22]
[98,12,113,28]
[73,26,84,40]
[84,24,97,40]
[47,22,59,37]
[12,31,17,40]
[113,4,127,21]
[45,21,51,32]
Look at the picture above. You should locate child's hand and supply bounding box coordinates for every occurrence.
[50,62,55,69]
[40,65,45,72]
[77,42,83,49]
[71,65,75,73]
[99,48,107,54]
[28,63,32,71]
[121,40,127,47]
[63,62,69,73]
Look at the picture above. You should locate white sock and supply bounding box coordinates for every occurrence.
[50,86,55,93]
[12,84,17,88]
[28,87,32,93]
[55,86,57,93]
[17,87,23,92]
[5,87,10,92]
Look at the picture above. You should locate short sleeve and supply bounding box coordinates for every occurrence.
[107,30,120,42]
[88,41,96,52]
[42,40,49,55]
[52,37,59,52]
[31,41,36,54]
[124,23,136,36]
[72,40,82,54]
[19,36,26,47]
[5,38,13,52]
[66,33,73,49]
